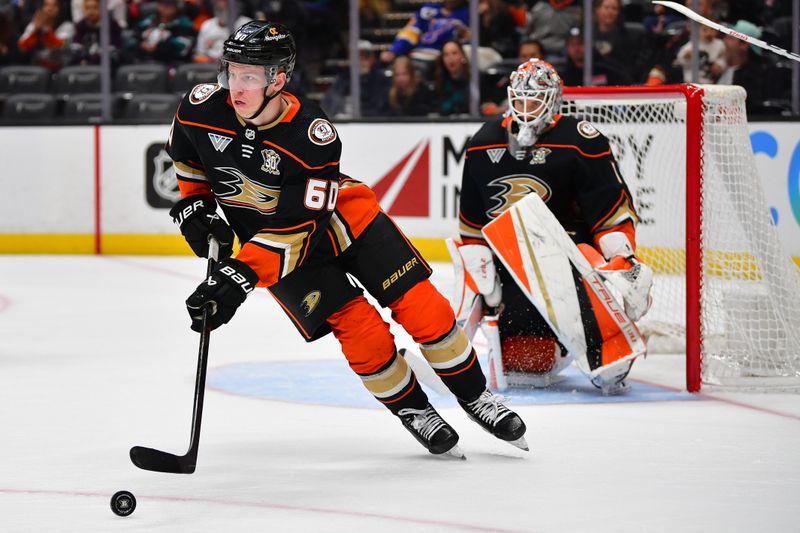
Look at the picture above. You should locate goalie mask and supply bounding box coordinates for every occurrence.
[506,59,563,147]
[218,21,296,118]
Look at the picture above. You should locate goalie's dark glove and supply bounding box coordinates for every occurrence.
[170,196,235,259]
[186,259,259,332]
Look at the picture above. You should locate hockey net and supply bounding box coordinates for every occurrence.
[561,84,800,392]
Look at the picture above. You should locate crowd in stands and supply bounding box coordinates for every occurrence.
[0,0,796,122]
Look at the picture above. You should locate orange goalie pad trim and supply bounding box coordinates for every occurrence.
[581,276,635,367]
[481,210,531,293]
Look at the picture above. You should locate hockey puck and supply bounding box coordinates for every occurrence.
[110,490,136,517]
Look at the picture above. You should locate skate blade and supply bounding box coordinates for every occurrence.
[442,444,467,460]
[507,436,529,452]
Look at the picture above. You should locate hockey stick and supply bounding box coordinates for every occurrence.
[652,1,800,63]
[130,237,220,474]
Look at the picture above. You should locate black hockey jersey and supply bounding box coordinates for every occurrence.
[167,83,342,286]
[459,114,639,249]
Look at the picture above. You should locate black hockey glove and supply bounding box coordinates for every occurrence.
[185,259,259,332]
[170,196,234,259]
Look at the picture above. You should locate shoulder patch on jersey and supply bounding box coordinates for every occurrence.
[189,83,221,105]
[577,121,600,139]
[308,118,337,146]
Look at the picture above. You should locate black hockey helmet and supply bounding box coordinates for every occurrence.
[220,21,296,86]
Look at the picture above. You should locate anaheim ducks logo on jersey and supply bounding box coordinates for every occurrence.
[214,167,280,214]
[486,174,552,218]
[300,290,321,316]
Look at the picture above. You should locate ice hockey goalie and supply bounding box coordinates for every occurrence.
[451,59,654,394]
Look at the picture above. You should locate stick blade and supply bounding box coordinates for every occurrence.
[130,446,196,474]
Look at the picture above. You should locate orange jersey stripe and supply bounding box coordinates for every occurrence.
[590,191,627,234]
[458,212,484,229]
[261,138,340,170]
[280,92,301,123]
[466,143,508,153]
[176,112,237,135]
[537,143,610,158]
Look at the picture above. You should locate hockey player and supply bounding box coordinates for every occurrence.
[166,21,527,457]
[453,59,653,391]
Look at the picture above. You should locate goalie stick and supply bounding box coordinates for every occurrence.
[130,238,219,474]
[653,1,800,63]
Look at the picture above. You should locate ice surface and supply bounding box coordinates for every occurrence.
[0,256,798,532]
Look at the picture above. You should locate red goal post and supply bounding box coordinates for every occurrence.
[561,84,800,392]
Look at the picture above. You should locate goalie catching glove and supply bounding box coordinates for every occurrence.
[170,195,235,260]
[186,258,259,331]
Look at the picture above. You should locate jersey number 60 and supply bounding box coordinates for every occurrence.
[304,178,339,211]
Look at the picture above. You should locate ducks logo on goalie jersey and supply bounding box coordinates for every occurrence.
[486,175,552,218]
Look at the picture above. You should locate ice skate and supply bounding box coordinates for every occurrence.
[458,389,528,451]
[397,404,465,459]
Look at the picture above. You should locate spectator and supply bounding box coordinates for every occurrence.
[193,0,249,63]
[518,38,544,63]
[17,0,74,70]
[71,0,126,28]
[380,55,433,116]
[479,0,517,59]
[434,39,470,116]
[525,0,580,60]
[0,11,20,65]
[360,0,390,29]
[717,20,767,113]
[71,0,122,65]
[129,0,195,64]
[560,26,632,86]
[322,39,389,118]
[592,0,635,76]
[380,0,469,64]
[643,3,682,34]
[674,23,725,83]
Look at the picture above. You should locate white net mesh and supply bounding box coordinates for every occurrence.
[561,85,800,390]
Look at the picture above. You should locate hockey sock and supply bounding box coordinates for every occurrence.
[355,350,429,414]
[328,296,428,413]
[420,324,487,402]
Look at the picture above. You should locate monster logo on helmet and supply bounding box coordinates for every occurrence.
[219,21,296,88]
[506,59,563,147]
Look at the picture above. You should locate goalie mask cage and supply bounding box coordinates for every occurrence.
[561,84,800,392]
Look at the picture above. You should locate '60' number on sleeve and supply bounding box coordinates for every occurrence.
[304,178,339,211]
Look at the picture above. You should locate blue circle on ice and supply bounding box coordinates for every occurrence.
[207,358,696,408]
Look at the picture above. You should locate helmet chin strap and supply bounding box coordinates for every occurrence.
[245,85,280,121]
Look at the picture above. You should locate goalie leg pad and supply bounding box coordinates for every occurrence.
[483,194,646,383]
